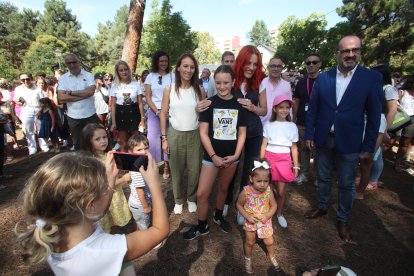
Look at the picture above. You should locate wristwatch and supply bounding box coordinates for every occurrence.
[155,110,161,116]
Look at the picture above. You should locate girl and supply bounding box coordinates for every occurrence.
[183,65,247,240]
[80,123,131,233]
[37,98,61,152]
[160,53,206,214]
[110,60,146,152]
[260,94,299,228]
[145,51,174,179]
[15,151,169,275]
[236,158,279,274]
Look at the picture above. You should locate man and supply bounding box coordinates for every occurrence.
[304,35,382,242]
[206,51,235,98]
[292,53,321,184]
[260,57,292,124]
[57,53,98,150]
[199,68,211,93]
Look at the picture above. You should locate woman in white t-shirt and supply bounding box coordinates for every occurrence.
[160,53,206,214]
[144,51,175,178]
[110,60,145,152]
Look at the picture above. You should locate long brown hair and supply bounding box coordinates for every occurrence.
[174,53,202,100]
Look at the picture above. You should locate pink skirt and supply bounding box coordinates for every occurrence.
[264,151,295,182]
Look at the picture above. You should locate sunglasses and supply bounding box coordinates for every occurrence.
[269,64,284,69]
[66,61,78,65]
[338,47,361,55]
[158,76,162,85]
[306,61,319,65]
[20,78,31,82]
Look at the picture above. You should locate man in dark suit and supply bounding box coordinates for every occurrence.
[304,35,383,241]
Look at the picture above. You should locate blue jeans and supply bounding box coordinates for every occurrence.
[316,135,360,222]
[370,147,383,183]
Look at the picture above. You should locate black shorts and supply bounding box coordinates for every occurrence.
[115,104,140,133]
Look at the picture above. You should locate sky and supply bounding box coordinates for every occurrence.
[13,0,346,44]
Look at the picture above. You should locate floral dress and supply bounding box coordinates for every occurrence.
[97,154,131,232]
[243,185,273,239]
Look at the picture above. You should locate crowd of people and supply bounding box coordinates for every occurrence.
[6,34,413,275]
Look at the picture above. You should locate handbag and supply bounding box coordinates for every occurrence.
[99,89,109,104]
[388,106,412,133]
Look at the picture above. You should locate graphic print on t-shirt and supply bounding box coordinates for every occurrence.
[122,93,133,105]
[213,108,238,140]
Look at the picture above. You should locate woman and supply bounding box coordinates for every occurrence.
[94,72,110,126]
[394,75,414,171]
[231,45,267,224]
[109,61,145,152]
[145,51,174,179]
[160,53,206,214]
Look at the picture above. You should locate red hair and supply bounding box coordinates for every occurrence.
[233,45,265,93]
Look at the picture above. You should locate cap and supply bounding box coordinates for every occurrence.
[272,94,293,107]
[94,72,104,79]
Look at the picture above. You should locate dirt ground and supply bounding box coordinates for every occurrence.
[0,133,413,276]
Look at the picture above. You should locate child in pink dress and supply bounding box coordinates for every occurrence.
[236,158,279,274]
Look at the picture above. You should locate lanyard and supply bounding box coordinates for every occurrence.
[306,76,316,97]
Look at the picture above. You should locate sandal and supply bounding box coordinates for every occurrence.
[245,257,253,274]
[268,255,281,272]
[366,182,378,191]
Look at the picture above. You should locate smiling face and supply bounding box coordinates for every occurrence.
[91,128,109,154]
[214,72,234,100]
[117,64,131,82]
[177,57,196,82]
[36,78,46,90]
[20,74,33,88]
[243,54,258,80]
[158,55,169,73]
[336,36,361,73]
[249,169,270,193]
[274,101,291,121]
[268,58,284,80]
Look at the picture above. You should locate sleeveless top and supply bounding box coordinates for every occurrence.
[169,84,200,131]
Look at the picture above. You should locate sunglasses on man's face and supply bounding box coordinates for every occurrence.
[66,61,78,65]
[306,61,319,66]
[158,76,162,85]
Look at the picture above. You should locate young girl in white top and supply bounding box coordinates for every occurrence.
[15,151,169,276]
[260,94,299,229]
[160,53,206,214]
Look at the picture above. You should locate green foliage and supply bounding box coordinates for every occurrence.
[247,20,272,47]
[275,13,328,70]
[23,35,68,75]
[194,32,221,65]
[337,0,414,71]
[0,49,19,81]
[138,0,197,72]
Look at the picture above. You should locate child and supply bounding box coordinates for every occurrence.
[183,65,247,240]
[37,98,60,152]
[15,151,169,275]
[80,123,131,233]
[260,94,299,228]
[125,134,152,230]
[236,158,279,274]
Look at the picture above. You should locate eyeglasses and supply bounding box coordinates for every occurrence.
[20,78,31,82]
[306,61,319,66]
[65,61,78,65]
[337,47,361,55]
[268,64,284,69]
[158,76,162,85]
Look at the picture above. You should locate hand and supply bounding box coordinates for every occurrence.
[143,206,152,214]
[105,151,119,189]
[212,155,226,168]
[360,151,374,163]
[139,152,160,189]
[293,167,299,177]
[245,214,257,224]
[110,123,117,132]
[237,98,256,112]
[162,139,170,155]
[121,173,132,183]
[140,119,147,130]
[196,99,212,113]
[259,213,269,223]
[222,155,236,166]
[305,140,314,151]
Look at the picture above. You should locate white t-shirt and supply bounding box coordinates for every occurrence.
[94,87,109,115]
[47,225,127,276]
[0,89,11,101]
[110,81,143,106]
[169,84,200,131]
[144,72,174,109]
[263,121,298,153]
[129,171,151,207]
[14,85,44,109]
[260,77,292,124]
[400,90,414,116]
[58,69,96,119]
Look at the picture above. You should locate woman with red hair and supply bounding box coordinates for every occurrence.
[230,45,267,224]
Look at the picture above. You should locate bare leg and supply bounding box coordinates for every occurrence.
[196,164,219,220]
[275,182,286,216]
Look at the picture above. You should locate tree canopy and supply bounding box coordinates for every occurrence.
[247,20,272,47]
[194,32,221,65]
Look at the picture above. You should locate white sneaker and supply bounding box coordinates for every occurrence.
[174,204,183,214]
[112,143,120,151]
[223,204,229,217]
[237,211,245,225]
[277,215,287,228]
[187,201,197,213]
[62,140,68,147]
[69,145,75,151]
[294,174,308,185]
[29,149,37,155]
[41,147,50,152]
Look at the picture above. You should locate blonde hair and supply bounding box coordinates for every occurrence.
[15,153,108,264]
[113,60,132,86]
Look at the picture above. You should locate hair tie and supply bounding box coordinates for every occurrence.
[35,218,47,228]
[252,160,270,171]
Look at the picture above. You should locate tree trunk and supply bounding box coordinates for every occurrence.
[121,0,146,73]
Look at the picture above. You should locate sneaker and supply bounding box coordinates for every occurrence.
[187,201,197,213]
[237,211,245,225]
[112,143,120,151]
[213,214,232,233]
[29,149,37,155]
[223,204,229,217]
[277,215,288,228]
[69,145,75,151]
[268,255,281,272]
[41,147,50,152]
[183,225,209,240]
[294,174,308,185]
[174,204,183,214]
[245,257,253,274]
[62,140,68,147]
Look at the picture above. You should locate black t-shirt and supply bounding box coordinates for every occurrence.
[294,76,317,126]
[199,95,247,161]
[233,86,263,138]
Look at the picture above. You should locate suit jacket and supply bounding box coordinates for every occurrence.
[305,65,383,154]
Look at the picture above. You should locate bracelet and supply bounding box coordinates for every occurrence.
[155,110,160,116]
[293,166,300,169]
[160,135,167,141]
[210,153,216,158]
